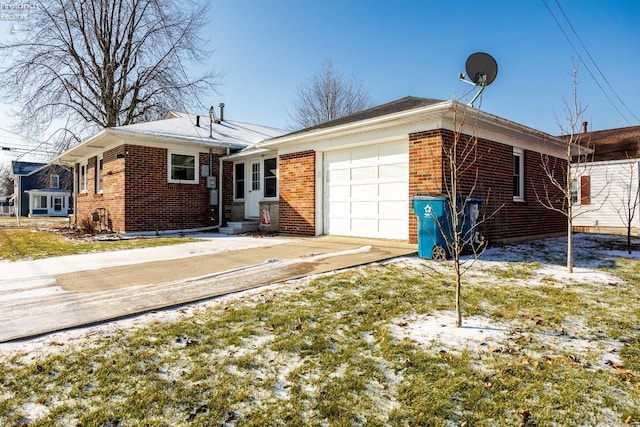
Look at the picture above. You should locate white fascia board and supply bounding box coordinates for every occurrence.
[571,157,639,167]
[52,128,245,165]
[221,147,277,161]
[260,100,454,149]
[277,116,444,156]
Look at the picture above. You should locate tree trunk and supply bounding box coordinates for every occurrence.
[567,216,573,273]
[455,258,462,328]
[628,224,632,254]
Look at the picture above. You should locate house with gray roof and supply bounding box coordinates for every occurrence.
[224,96,569,246]
[51,105,286,233]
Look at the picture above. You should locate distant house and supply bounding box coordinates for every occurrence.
[572,125,640,234]
[51,106,285,233]
[11,161,73,217]
[225,97,569,244]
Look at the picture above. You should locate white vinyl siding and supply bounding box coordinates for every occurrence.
[573,159,640,229]
[323,142,408,239]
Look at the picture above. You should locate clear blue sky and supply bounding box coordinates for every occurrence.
[1,0,639,166]
[205,0,640,134]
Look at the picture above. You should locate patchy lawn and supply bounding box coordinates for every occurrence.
[0,222,198,261]
[0,234,639,426]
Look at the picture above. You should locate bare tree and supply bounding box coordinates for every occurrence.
[612,157,640,254]
[0,0,221,154]
[289,59,372,129]
[419,104,502,327]
[0,164,13,195]
[535,68,608,273]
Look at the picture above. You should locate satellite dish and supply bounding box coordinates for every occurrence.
[458,52,498,107]
[465,52,498,86]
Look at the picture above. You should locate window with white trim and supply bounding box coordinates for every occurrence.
[513,147,525,201]
[263,158,277,198]
[234,163,245,200]
[50,174,60,189]
[34,195,47,209]
[168,152,198,184]
[79,162,88,193]
[96,155,103,193]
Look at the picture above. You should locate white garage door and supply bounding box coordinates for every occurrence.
[324,142,408,239]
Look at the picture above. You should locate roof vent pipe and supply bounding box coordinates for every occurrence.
[582,121,588,133]
[196,115,200,127]
[219,103,225,122]
[209,106,214,138]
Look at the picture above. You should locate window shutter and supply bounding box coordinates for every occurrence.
[580,175,590,205]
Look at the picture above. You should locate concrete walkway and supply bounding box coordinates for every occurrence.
[1,234,416,342]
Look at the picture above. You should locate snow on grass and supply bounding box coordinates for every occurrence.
[389,311,510,355]
[1,233,639,425]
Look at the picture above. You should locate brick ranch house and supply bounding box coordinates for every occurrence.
[227,96,568,244]
[51,108,285,233]
[52,96,567,244]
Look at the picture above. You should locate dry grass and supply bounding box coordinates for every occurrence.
[1,239,638,426]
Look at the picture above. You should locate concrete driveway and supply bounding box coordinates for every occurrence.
[1,234,416,342]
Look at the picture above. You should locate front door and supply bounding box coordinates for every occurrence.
[248,161,262,218]
[53,197,63,213]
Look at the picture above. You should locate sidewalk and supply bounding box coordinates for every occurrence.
[1,234,416,342]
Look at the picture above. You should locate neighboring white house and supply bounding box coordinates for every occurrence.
[573,158,640,233]
[572,125,640,234]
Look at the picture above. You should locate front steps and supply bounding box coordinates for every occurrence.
[219,219,259,235]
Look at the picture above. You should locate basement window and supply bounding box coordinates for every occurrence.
[168,152,198,184]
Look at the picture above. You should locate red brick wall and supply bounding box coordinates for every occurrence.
[409,130,444,242]
[74,147,126,232]
[408,129,567,244]
[279,150,315,235]
[75,144,219,233]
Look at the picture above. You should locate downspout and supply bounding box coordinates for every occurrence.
[15,175,21,227]
[218,147,229,227]
[209,149,222,230]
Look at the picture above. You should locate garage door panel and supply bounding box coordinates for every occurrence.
[351,165,377,181]
[328,201,350,217]
[351,183,377,200]
[378,142,408,159]
[325,150,351,168]
[324,142,408,239]
[351,146,379,164]
[326,168,350,183]
[379,201,406,218]
[327,184,350,200]
[351,201,378,217]
[379,182,406,200]
[379,163,407,178]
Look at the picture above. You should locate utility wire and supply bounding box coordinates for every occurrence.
[553,0,640,123]
[542,0,635,126]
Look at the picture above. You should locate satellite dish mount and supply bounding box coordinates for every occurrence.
[458,52,498,107]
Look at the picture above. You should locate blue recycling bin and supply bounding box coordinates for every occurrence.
[412,196,452,260]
